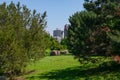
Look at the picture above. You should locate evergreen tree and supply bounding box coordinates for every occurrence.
[0,2,47,77]
[84,0,120,55]
[67,11,97,63]
[67,0,120,63]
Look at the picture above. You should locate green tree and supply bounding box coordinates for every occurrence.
[60,38,68,50]
[67,11,97,63]
[84,0,120,55]
[67,0,120,63]
[49,37,63,50]
[0,2,47,77]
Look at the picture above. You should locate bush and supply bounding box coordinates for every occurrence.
[45,49,51,56]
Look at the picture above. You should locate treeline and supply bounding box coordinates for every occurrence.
[0,2,49,77]
[67,0,120,63]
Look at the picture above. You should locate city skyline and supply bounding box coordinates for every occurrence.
[0,0,84,35]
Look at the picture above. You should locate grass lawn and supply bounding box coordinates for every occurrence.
[23,55,120,80]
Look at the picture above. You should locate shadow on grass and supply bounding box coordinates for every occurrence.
[27,61,120,80]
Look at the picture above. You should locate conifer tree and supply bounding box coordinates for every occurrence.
[0,2,47,77]
[67,0,120,63]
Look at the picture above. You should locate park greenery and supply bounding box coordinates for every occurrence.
[0,2,49,78]
[0,0,120,80]
[25,55,120,80]
[0,2,67,78]
[67,0,120,63]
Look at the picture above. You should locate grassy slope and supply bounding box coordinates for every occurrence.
[24,55,120,80]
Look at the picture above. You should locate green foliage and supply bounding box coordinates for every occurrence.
[60,38,68,50]
[42,33,66,56]
[48,37,64,50]
[67,0,120,63]
[45,49,51,56]
[0,2,48,77]
[67,11,97,61]
[107,31,120,55]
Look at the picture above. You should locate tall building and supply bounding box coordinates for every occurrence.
[64,24,70,38]
[53,28,63,42]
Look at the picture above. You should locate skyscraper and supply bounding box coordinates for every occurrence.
[53,28,63,42]
[64,24,70,38]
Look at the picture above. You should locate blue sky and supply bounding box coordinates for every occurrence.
[0,0,84,35]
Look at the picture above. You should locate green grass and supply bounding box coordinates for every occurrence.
[23,55,120,80]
